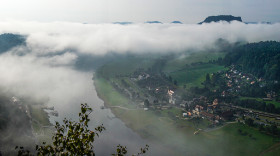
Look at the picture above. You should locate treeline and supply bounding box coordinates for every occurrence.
[240,118,280,137]
[223,41,280,81]
[233,99,280,114]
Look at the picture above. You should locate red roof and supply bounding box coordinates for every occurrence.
[201,111,215,118]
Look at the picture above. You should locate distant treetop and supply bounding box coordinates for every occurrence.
[171,21,183,24]
[145,21,162,24]
[113,22,133,25]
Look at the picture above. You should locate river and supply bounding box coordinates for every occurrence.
[47,72,165,155]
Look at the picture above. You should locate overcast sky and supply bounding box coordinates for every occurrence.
[0,0,279,23]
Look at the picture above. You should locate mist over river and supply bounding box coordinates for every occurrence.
[47,72,165,155]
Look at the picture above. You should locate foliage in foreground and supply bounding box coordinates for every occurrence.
[16,103,148,156]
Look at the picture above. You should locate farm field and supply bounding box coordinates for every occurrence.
[167,63,226,88]
[163,52,225,72]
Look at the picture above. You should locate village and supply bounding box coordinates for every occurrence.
[109,64,280,132]
[93,41,280,155]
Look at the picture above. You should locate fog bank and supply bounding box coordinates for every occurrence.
[0,21,279,56]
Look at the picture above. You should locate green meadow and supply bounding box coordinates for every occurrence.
[163,52,226,88]
[168,64,226,88]
[163,52,225,72]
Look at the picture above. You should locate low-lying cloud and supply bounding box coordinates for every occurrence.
[0,52,87,102]
[0,21,280,56]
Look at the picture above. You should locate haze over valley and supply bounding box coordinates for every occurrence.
[0,1,280,155]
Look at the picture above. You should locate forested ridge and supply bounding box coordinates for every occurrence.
[198,15,242,24]
[224,41,280,81]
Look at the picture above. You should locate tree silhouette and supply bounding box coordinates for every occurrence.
[16,103,148,156]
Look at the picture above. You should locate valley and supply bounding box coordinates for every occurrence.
[94,43,280,155]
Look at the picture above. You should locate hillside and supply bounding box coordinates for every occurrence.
[223,41,280,81]
[0,33,25,54]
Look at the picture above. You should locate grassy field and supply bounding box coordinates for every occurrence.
[204,123,279,155]
[168,63,226,88]
[263,143,280,156]
[98,56,154,78]
[98,51,226,90]
[94,77,136,109]
[163,52,225,73]
[266,101,280,108]
[162,52,226,89]
[94,77,279,156]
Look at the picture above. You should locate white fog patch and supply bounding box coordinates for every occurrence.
[25,22,280,54]
[0,52,87,104]
[41,52,78,66]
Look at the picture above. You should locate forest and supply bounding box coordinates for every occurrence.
[223,41,280,82]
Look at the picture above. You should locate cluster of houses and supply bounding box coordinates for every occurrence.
[180,97,236,124]
[11,96,59,118]
[264,91,277,101]
[222,66,259,96]
[223,66,279,101]
[131,72,150,81]
[121,67,279,128]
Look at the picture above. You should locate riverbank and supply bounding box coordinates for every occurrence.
[28,104,54,144]
[94,77,187,155]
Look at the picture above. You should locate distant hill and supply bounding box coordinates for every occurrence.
[171,21,183,24]
[0,33,25,54]
[145,21,162,24]
[113,22,133,25]
[199,15,242,24]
